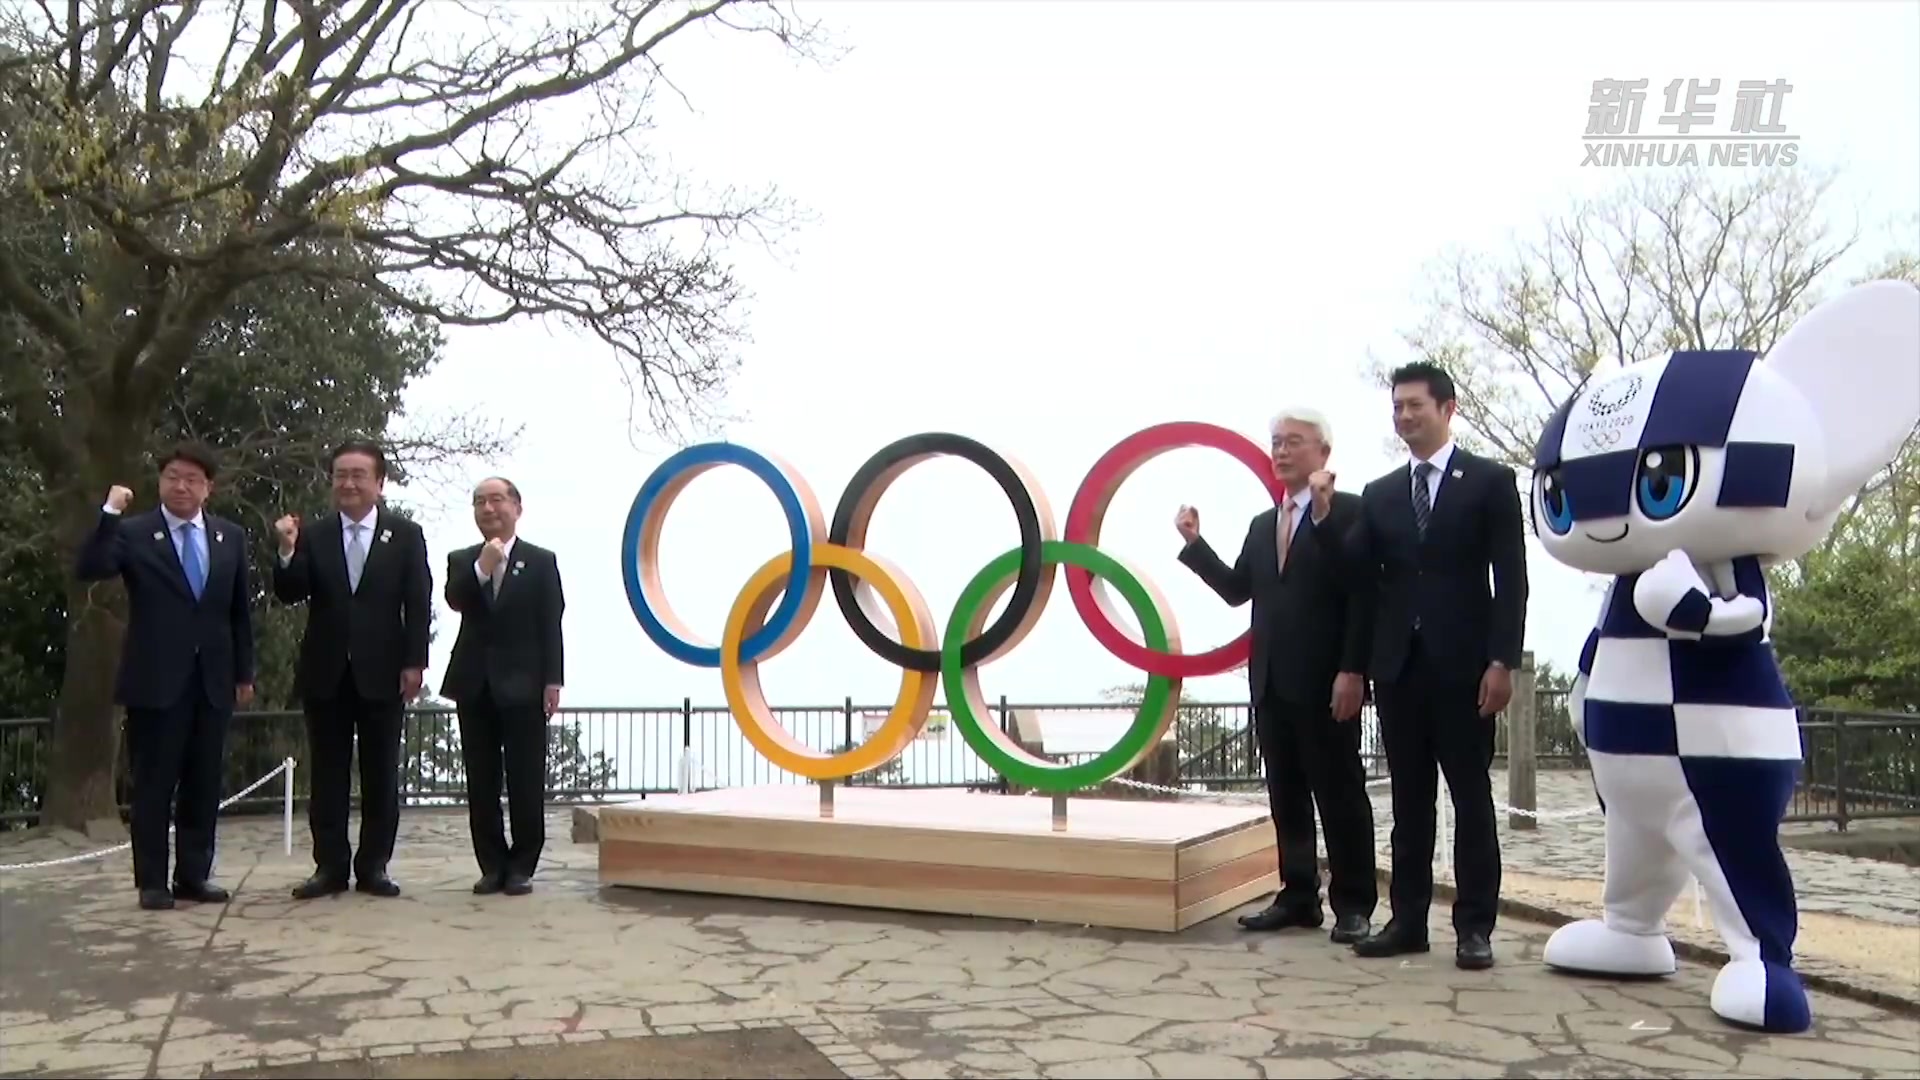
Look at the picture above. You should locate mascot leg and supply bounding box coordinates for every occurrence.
[1544,751,1686,977]
[1671,757,1812,1034]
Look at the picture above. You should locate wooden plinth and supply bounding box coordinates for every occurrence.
[596,785,1279,932]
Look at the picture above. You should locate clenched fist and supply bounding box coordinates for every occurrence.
[105,485,133,512]
[1174,505,1200,544]
[274,514,300,556]
[1308,469,1336,521]
[478,537,508,577]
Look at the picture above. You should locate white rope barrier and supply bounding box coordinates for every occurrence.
[0,757,297,873]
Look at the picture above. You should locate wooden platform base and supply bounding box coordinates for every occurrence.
[595,785,1279,932]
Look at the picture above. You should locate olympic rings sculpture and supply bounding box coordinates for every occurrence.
[619,422,1287,793]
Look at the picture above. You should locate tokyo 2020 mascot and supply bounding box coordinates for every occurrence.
[1529,279,1920,1034]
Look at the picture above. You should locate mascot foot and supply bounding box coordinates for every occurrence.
[1543,919,1677,976]
[1710,958,1813,1034]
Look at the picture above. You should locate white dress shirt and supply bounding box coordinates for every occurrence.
[1411,440,1457,505]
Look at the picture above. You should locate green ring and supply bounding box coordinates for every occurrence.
[942,539,1179,793]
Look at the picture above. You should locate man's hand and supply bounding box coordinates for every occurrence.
[1174,505,1200,544]
[236,683,255,708]
[1330,671,1364,722]
[1478,663,1513,718]
[400,668,423,703]
[105,485,133,512]
[1308,470,1336,523]
[478,537,508,577]
[274,514,300,558]
[543,685,562,718]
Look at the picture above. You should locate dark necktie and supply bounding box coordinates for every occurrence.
[1413,462,1434,536]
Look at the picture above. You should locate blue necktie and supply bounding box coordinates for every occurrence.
[180,522,207,600]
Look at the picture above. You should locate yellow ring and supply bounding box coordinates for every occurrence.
[721,542,939,780]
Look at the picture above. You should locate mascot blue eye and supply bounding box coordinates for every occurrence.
[1635,445,1699,521]
[1538,471,1574,535]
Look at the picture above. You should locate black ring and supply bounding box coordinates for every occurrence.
[829,433,1050,673]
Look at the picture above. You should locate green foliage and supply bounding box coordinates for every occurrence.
[1771,541,1920,713]
[2,0,815,828]
[1099,681,1239,761]
[399,696,619,800]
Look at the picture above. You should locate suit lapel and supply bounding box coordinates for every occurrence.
[320,511,351,592]
[1425,452,1470,541]
[202,516,232,601]
[1389,464,1420,541]
[359,508,390,587]
[494,540,532,606]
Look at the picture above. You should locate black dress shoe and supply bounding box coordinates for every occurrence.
[291,873,349,900]
[1238,897,1324,931]
[1352,921,1431,958]
[355,875,402,898]
[1456,931,1495,970]
[138,888,175,911]
[473,874,504,895]
[172,881,229,904]
[502,872,532,897]
[1330,913,1371,944]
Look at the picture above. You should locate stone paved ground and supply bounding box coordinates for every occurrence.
[4,805,1919,1080]
[1165,766,1920,1006]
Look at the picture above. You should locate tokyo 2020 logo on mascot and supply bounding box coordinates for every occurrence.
[1527,279,1920,1034]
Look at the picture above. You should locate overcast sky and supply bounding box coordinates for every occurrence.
[383,0,1920,712]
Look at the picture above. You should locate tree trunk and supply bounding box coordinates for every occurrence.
[39,436,139,833]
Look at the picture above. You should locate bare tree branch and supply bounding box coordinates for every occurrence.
[3,0,831,443]
[1380,168,1879,471]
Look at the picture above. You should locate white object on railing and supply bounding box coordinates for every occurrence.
[0,758,297,873]
[677,747,700,794]
[283,756,295,857]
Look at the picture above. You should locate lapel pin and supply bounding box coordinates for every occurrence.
[379,528,392,543]
[1451,469,1463,478]
[152,531,164,541]
[214,531,224,543]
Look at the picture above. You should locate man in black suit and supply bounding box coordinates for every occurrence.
[1174,408,1377,944]
[271,439,432,900]
[75,443,255,911]
[1323,362,1528,971]
[442,477,566,897]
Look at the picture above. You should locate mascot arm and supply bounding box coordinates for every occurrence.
[1633,550,1764,640]
[1567,671,1587,751]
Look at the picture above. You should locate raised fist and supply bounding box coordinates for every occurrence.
[1308,470,1336,518]
[478,537,508,576]
[105,485,133,512]
[1174,505,1200,544]
[274,514,300,554]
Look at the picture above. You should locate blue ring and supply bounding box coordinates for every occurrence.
[620,443,816,668]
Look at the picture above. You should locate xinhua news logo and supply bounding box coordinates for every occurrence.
[1583,78,1799,168]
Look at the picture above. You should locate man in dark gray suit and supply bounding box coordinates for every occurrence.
[442,477,566,896]
[1175,408,1377,945]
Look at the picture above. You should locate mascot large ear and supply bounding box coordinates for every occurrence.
[1762,279,1920,520]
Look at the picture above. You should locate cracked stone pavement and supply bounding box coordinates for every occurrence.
[2,807,1917,1080]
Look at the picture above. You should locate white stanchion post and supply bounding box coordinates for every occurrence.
[283,757,295,857]
[1692,877,1705,928]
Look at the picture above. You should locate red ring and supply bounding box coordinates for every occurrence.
[1064,421,1288,677]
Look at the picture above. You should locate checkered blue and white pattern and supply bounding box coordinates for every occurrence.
[1532,280,1920,1037]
